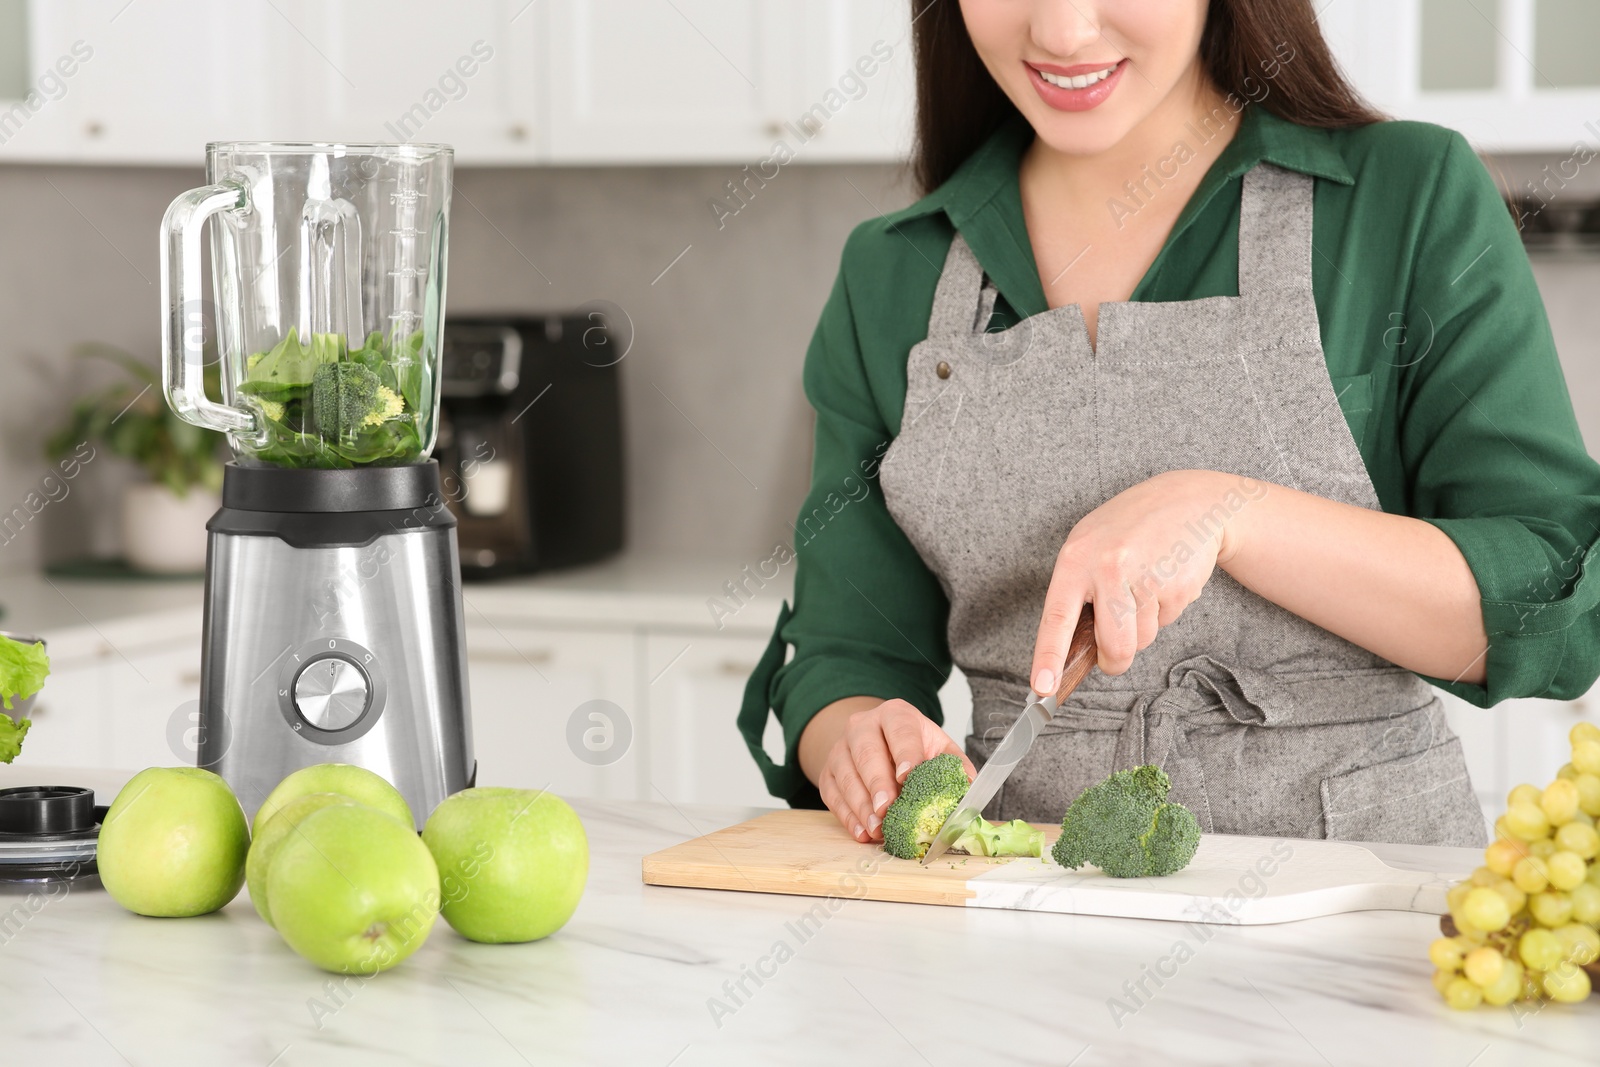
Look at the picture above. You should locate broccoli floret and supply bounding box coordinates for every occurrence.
[311,361,404,438]
[1050,764,1201,878]
[881,754,1045,861]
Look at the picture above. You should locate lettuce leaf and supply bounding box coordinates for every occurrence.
[0,713,29,764]
[0,635,49,711]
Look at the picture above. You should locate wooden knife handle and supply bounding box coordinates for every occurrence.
[1052,605,1098,704]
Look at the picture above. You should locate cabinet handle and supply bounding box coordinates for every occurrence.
[469,647,554,666]
[180,671,202,686]
[508,123,530,141]
[717,661,757,677]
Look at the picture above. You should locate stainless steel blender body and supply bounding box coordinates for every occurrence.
[198,471,473,827]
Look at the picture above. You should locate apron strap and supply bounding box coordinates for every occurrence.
[927,233,991,341]
[1237,162,1316,300]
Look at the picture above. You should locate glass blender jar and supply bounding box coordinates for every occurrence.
[162,142,451,468]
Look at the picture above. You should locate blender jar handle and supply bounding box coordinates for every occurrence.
[159,181,260,437]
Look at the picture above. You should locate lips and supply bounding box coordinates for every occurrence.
[1026,58,1127,112]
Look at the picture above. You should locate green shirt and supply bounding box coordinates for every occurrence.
[738,105,1600,809]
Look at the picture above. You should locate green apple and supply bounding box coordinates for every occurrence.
[245,791,360,926]
[421,787,588,943]
[98,767,250,917]
[267,804,440,974]
[252,762,414,837]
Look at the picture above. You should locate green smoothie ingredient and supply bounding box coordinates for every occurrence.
[238,327,428,468]
[0,634,49,764]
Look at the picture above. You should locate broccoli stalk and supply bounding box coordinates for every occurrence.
[1051,764,1201,878]
[311,361,404,439]
[881,754,1045,861]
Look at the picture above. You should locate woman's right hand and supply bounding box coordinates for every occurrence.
[797,696,976,843]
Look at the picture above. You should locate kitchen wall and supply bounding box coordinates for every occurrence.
[0,152,1596,572]
[0,159,916,568]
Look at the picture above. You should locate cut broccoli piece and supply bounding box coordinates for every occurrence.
[1050,764,1201,878]
[956,816,1046,858]
[311,361,404,439]
[881,754,1044,861]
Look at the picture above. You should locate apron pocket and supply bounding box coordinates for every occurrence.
[1320,736,1486,847]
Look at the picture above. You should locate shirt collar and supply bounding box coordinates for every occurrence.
[889,104,1356,318]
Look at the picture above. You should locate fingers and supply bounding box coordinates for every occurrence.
[846,714,900,839]
[818,760,875,842]
[1095,569,1140,676]
[1134,577,1161,654]
[1030,549,1089,695]
[879,700,930,785]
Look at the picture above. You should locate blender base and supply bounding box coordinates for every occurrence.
[197,462,474,829]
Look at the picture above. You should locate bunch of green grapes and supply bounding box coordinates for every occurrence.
[1429,722,1600,1009]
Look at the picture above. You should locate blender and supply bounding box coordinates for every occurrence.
[159,142,473,828]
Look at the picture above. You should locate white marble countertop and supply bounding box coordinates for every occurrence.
[2,768,1593,1067]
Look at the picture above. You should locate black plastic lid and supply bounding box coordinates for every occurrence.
[222,460,444,513]
[0,785,96,835]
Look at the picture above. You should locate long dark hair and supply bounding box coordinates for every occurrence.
[909,0,1385,194]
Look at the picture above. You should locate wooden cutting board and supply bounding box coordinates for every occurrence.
[641,809,1476,925]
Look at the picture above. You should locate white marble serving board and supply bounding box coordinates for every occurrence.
[641,809,1476,925]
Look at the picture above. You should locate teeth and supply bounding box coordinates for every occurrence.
[1038,64,1117,90]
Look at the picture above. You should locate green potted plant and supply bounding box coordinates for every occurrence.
[45,344,224,573]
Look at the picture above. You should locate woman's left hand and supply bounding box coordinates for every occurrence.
[1029,469,1257,688]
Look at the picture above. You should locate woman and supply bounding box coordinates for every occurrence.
[738,0,1600,848]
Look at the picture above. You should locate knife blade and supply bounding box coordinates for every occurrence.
[920,605,1097,866]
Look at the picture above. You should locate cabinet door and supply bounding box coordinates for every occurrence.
[14,656,111,769]
[1321,0,1600,151]
[644,633,780,807]
[8,0,268,164]
[465,624,641,800]
[256,0,542,163]
[545,0,792,162]
[102,641,205,771]
[790,0,914,162]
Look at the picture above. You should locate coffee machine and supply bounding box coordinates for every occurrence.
[159,142,473,827]
[435,314,626,579]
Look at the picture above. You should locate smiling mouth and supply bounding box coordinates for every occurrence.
[1033,63,1121,90]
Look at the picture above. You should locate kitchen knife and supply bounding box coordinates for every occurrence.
[920,606,1097,866]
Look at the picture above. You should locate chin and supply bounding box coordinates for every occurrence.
[1016,96,1146,158]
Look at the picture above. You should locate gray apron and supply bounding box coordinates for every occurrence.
[878,162,1486,847]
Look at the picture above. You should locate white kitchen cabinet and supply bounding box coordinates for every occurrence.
[543,0,792,163]
[787,0,915,163]
[17,653,111,768]
[16,631,201,771]
[463,622,642,801]
[643,631,780,807]
[1320,0,1600,152]
[252,0,543,164]
[0,0,915,165]
[9,0,267,165]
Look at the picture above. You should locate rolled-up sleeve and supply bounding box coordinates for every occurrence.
[737,227,952,807]
[1398,131,1600,705]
